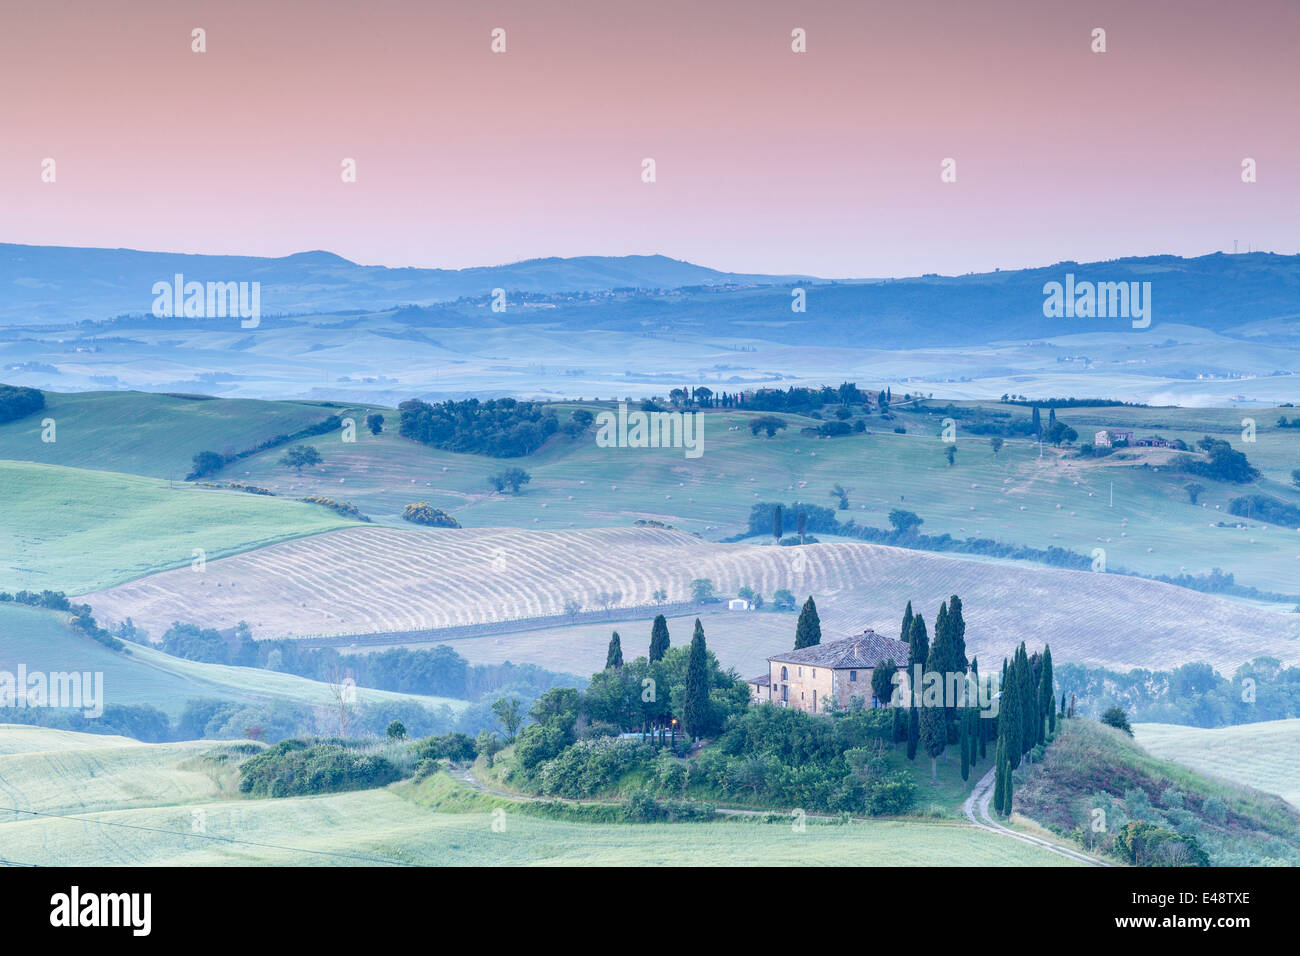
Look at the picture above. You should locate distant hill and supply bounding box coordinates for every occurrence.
[0,243,814,325]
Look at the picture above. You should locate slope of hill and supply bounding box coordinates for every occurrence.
[0,389,362,479]
[82,526,1300,676]
[0,461,359,593]
[1014,719,1300,865]
[0,243,808,325]
[0,726,1071,866]
[0,604,469,717]
[1133,720,1300,809]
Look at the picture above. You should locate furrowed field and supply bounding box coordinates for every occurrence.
[83,526,1300,677]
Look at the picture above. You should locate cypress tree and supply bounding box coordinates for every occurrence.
[999,655,1023,771]
[682,619,710,739]
[993,736,1007,814]
[605,631,623,669]
[1061,692,1067,720]
[907,705,919,760]
[907,613,929,704]
[1031,406,1041,438]
[919,671,947,784]
[794,596,822,648]
[648,614,670,662]
[1003,755,1014,816]
[959,707,970,781]
[892,704,906,742]
[1017,644,1036,760]
[931,603,951,675]
[947,594,967,670]
[900,601,913,645]
[773,505,783,543]
[1042,645,1056,736]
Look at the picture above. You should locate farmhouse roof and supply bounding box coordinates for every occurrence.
[768,630,908,670]
[748,673,771,687]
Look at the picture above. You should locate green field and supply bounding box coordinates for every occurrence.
[223,400,1300,596]
[7,391,1299,597]
[0,604,468,717]
[0,726,1073,866]
[0,460,358,593]
[1134,719,1300,809]
[0,390,369,479]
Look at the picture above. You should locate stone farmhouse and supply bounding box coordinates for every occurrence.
[747,629,910,714]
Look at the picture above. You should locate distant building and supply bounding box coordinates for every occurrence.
[747,630,910,713]
[1134,436,1174,448]
[1094,428,1134,447]
[727,598,751,611]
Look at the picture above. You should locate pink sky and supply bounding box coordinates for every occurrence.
[1,0,1296,276]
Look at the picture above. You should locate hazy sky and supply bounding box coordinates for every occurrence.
[2,0,1296,276]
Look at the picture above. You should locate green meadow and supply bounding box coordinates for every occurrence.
[0,604,467,716]
[0,460,357,593]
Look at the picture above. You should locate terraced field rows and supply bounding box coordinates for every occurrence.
[85,526,1300,675]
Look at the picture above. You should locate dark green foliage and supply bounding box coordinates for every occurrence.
[649,614,670,662]
[413,732,478,762]
[900,601,913,646]
[959,709,970,782]
[907,613,929,682]
[1041,645,1056,736]
[871,659,898,708]
[1100,706,1134,735]
[906,706,919,760]
[278,444,322,474]
[605,631,623,669]
[386,719,406,740]
[1115,821,1210,867]
[1177,436,1260,483]
[187,449,226,479]
[794,596,821,648]
[365,412,384,434]
[1228,494,1300,529]
[398,397,558,457]
[682,619,710,738]
[487,466,532,494]
[889,509,923,534]
[918,671,947,783]
[0,384,44,423]
[238,740,402,797]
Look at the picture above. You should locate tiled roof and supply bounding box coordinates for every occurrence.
[748,673,771,686]
[768,630,908,670]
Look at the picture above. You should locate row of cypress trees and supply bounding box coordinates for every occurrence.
[604,613,713,740]
[992,642,1056,816]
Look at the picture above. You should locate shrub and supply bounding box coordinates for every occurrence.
[400,502,461,527]
[1100,706,1133,735]
[238,741,403,797]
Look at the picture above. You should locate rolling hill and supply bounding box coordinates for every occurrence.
[1133,719,1300,809]
[0,460,359,593]
[82,525,1300,677]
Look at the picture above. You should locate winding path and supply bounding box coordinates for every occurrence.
[962,766,1111,866]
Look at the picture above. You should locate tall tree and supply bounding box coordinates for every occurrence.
[947,595,967,670]
[900,601,914,645]
[682,619,710,739]
[605,631,623,669]
[993,735,1007,815]
[1041,645,1056,736]
[773,505,784,544]
[999,654,1023,771]
[919,667,948,784]
[871,659,899,709]
[1016,644,1036,761]
[907,613,929,705]
[959,707,970,781]
[794,596,822,648]
[648,614,670,662]
[906,704,919,761]
[1031,406,1042,438]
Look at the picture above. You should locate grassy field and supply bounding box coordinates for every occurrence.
[0,389,370,480]
[0,460,358,593]
[0,604,469,717]
[218,399,1300,596]
[1134,719,1300,809]
[0,725,1073,866]
[7,391,1300,595]
[85,524,1300,676]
